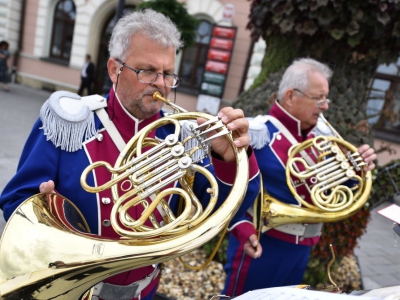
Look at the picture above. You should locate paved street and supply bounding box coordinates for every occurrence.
[0,83,51,233]
[0,83,399,294]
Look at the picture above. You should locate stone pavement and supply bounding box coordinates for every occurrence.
[0,83,52,234]
[0,83,399,294]
[354,200,400,290]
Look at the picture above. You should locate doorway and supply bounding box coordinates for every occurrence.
[93,6,136,95]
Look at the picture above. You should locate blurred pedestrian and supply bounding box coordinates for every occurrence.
[77,53,95,96]
[0,40,10,92]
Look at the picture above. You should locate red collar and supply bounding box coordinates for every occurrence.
[270,101,314,141]
[107,87,160,143]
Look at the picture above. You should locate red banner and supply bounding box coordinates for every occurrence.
[213,26,236,39]
[210,38,233,51]
[205,61,228,74]
[207,49,231,62]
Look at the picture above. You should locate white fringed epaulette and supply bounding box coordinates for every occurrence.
[248,115,270,150]
[40,91,107,152]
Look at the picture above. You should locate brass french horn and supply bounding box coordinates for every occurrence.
[0,92,249,299]
[261,115,372,230]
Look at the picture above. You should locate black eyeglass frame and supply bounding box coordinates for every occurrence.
[115,59,181,88]
[293,88,330,107]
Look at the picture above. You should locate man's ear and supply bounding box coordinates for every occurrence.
[284,89,295,107]
[107,58,121,84]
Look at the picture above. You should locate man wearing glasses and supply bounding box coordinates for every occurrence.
[222,58,377,296]
[0,9,260,300]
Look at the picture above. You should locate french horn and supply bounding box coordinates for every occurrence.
[0,92,249,299]
[261,115,372,230]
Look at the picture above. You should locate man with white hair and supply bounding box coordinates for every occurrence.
[222,58,377,296]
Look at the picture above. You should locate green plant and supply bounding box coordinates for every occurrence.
[304,158,400,291]
[202,232,229,266]
[369,159,400,207]
[303,206,371,292]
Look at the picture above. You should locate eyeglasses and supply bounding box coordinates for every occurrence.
[116,59,181,88]
[293,88,330,107]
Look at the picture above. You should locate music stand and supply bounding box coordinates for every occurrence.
[394,223,400,237]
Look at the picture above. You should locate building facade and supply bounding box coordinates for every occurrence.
[1,0,399,165]
[0,0,258,112]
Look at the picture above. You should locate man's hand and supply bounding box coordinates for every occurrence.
[39,180,55,193]
[243,234,262,259]
[198,107,250,162]
[358,144,377,171]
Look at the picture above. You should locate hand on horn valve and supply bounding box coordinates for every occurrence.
[198,107,250,163]
[358,144,377,172]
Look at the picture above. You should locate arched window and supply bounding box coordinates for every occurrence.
[50,0,76,61]
[178,20,213,93]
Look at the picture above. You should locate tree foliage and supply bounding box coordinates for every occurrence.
[236,0,400,145]
[248,0,400,66]
[136,0,199,48]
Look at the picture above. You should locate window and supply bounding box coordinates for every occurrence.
[50,0,76,61]
[366,57,400,141]
[178,20,213,93]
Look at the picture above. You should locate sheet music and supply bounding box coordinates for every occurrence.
[232,287,382,300]
[376,204,400,224]
[361,285,400,298]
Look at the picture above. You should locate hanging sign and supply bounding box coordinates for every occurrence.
[205,61,228,74]
[221,3,235,24]
[197,24,237,112]
[207,49,231,62]
[213,26,236,39]
[210,37,233,51]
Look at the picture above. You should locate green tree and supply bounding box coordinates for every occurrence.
[234,0,400,291]
[136,0,199,48]
[237,0,400,145]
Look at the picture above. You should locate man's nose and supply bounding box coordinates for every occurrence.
[151,73,166,88]
[317,99,330,110]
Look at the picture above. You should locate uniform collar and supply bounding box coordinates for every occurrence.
[106,87,160,143]
[270,100,314,141]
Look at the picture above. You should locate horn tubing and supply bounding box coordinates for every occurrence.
[262,118,373,228]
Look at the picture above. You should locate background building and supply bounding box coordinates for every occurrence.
[1,0,399,164]
[0,0,256,111]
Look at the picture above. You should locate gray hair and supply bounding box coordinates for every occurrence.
[108,9,184,61]
[277,58,333,101]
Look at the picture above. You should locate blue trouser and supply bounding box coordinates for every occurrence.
[222,233,311,297]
